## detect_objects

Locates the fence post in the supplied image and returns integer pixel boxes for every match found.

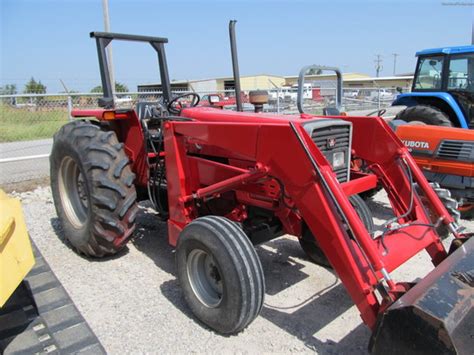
[377,88,381,111]
[67,95,73,121]
[276,88,280,114]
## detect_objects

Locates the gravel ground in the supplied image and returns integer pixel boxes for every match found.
[14,186,473,354]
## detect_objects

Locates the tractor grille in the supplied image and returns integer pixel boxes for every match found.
[436,140,474,163]
[311,124,351,183]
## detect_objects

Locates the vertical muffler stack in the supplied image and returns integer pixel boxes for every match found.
[370,237,474,354]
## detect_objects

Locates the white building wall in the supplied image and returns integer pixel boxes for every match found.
[190,79,218,92]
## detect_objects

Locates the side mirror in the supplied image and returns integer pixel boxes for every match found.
[209,95,220,104]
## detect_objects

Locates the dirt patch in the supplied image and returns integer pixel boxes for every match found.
[1,177,50,193]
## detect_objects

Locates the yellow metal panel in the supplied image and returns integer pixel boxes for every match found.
[0,190,35,307]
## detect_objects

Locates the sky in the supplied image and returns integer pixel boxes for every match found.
[1,0,473,93]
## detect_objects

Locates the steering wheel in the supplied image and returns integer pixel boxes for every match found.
[167,93,200,114]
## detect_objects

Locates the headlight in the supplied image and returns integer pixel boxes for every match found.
[332,151,345,169]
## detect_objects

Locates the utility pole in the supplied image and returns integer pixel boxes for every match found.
[102,0,115,96]
[392,53,399,76]
[374,54,383,78]
[472,8,474,44]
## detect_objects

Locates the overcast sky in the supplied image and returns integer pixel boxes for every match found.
[1,0,472,93]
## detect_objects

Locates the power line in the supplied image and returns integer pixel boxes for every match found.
[374,54,383,78]
[392,53,399,76]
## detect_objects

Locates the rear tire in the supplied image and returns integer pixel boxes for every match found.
[299,195,374,267]
[50,121,138,257]
[176,216,265,334]
[395,105,452,126]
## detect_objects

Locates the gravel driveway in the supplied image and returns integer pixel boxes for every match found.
[16,186,473,354]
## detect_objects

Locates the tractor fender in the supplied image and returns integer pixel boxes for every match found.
[392,92,469,129]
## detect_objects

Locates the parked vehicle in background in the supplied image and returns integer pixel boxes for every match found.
[392,45,474,128]
[115,95,133,106]
[370,88,394,101]
[292,83,312,100]
[268,84,312,102]
[344,89,359,98]
[200,93,248,108]
[268,86,294,102]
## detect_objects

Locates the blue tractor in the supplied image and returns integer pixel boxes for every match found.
[393,45,474,128]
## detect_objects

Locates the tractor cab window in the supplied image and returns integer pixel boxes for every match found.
[414,56,444,90]
[448,54,474,92]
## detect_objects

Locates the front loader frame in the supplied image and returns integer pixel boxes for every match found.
[162,106,457,329]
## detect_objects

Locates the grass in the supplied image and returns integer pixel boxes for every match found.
[0,104,69,142]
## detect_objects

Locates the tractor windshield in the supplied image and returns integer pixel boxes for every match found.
[447,53,474,93]
[414,56,444,90]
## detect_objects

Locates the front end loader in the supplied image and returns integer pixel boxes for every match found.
[49,27,473,353]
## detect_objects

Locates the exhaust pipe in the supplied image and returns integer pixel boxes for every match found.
[229,20,243,112]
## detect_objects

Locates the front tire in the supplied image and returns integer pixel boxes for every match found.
[176,216,265,334]
[395,105,452,126]
[299,195,374,267]
[50,121,138,257]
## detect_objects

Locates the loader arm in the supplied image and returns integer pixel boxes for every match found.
[163,107,464,332]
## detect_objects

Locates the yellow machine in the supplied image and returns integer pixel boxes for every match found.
[0,189,35,307]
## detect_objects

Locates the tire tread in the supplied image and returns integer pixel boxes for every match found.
[50,120,138,257]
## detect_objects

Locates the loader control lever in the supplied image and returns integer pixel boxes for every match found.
[168,93,200,114]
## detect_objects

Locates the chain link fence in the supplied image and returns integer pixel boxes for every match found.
[0,87,405,188]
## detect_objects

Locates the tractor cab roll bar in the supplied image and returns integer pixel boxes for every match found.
[297,65,343,114]
[90,31,172,109]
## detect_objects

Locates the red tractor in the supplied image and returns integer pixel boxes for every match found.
[50,29,473,353]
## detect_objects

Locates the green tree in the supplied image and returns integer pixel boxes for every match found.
[24,77,46,94]
[0,84,17,95]
[90,82,129,93]
[0,84,17,105]
[114,82,129,92]
[90,85,102,93]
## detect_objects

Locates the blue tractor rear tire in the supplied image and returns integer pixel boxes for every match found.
[395,104,452,126]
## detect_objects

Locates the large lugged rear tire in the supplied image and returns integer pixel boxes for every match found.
[50,120,139,257]
[299,195,374,267]
[395,105,452,126]
[176,216,265,334]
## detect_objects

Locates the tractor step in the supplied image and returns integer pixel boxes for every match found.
[0,243,105,354]
[370,236,474,355]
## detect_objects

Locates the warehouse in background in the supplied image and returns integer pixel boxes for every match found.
[137,74,286,92]
[137,72,413,92]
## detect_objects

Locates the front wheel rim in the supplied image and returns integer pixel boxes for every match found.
[186,249,223,308]
[58,156,89,229]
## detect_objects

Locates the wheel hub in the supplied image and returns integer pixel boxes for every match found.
[58,156,89,228]
[186,249,223,308]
